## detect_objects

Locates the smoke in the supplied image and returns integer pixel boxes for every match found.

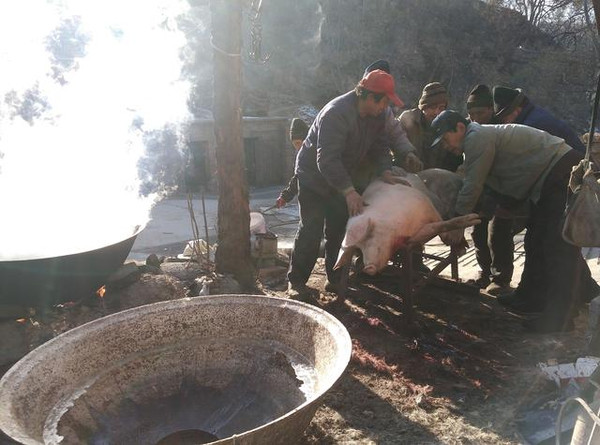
[0,0,192,259]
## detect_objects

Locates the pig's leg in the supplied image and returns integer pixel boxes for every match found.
[334,245,358,270]
[407,213,481,246]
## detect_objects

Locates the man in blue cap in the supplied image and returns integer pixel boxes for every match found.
[429,110,597,333]
[466,84,515,296]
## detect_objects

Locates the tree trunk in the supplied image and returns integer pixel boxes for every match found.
[210,0,255,288]
[592,0,600,35]
[585,0,600,66]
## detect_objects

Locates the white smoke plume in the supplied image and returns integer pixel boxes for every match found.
[0,0,192,259]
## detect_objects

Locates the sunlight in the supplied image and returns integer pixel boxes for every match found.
[0,0,192,259]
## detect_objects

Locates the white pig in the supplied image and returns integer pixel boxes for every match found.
[334,174,479,276]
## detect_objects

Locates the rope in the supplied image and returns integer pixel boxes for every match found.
[585,72,600,163]
[209,36,241,58]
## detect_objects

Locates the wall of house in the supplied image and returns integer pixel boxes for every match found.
[186,117,292,192]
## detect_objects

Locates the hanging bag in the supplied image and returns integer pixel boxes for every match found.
[562,73,600,247]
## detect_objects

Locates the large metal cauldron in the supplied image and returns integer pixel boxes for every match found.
[0,295,352,444]
[0,225,144,307]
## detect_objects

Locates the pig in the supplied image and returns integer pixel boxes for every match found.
[416,168,464,219]
[334,169,479,276]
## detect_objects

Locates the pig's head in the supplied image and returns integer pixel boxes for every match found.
[334,214,395,276]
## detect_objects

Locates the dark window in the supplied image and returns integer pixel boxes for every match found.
[244,137,257,185]
[186,140,209,190]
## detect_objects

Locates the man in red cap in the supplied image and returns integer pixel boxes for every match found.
[287,70,406,300]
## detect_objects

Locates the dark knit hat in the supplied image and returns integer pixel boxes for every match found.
[363,59,391,77]
[289,118,309,141]
[493,86,525,119]
[418,82,448,109]
[466,84,493,110]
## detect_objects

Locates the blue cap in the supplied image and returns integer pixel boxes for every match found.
[430,110,465,147]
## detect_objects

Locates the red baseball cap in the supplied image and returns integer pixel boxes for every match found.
[359,69,404,107]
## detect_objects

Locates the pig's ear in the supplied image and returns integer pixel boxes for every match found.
[342,216,373,248]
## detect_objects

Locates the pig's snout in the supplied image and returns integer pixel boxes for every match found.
[362,264,378,275]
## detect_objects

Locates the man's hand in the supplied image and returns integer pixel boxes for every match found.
[440,227,465,246]
[404,152,423,173]
[345,189,364,216]
[275,197,287,208]
[381,170,411,187]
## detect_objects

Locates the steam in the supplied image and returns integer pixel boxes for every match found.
[0,0,192,259]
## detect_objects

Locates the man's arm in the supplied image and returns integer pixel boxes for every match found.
[527,108,586,154]
[315,110,355,194]
[551,120,586,154]
[370,126,394,178]
[454,133,496,216]
[384,108,419,165]
[276,174,298,207]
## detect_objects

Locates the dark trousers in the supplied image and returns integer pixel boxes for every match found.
[518,150,598,323]
[471,216,514,284]
[287,186,348,286]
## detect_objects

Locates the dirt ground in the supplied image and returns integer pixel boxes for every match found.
[0,256,592,445]
[263,260,589,445]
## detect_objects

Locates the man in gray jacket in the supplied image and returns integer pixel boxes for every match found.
[287,70,405,299]
[430,110,596,333]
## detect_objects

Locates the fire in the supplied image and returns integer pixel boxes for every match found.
[96,285,106,298]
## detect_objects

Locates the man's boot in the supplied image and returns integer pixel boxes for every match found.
[287,282,309,302]
[485,280,512,297]
[324,280,339,293]
[467,271,491,289]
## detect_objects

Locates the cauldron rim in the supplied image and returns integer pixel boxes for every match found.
[0,223,146,306]
[0,224,145,262]
[0,295,353,445]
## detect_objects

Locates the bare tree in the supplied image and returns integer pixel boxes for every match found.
[583,0,600,63]
[489,0,572,27]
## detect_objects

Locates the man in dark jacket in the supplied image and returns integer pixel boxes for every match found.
[431,110,598,333]
[287,70,405,299]
[493,86,586,153]
[275,118,309,208]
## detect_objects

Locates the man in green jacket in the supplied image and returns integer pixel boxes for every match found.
[466,84,515,296]
[430,110,596,333]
